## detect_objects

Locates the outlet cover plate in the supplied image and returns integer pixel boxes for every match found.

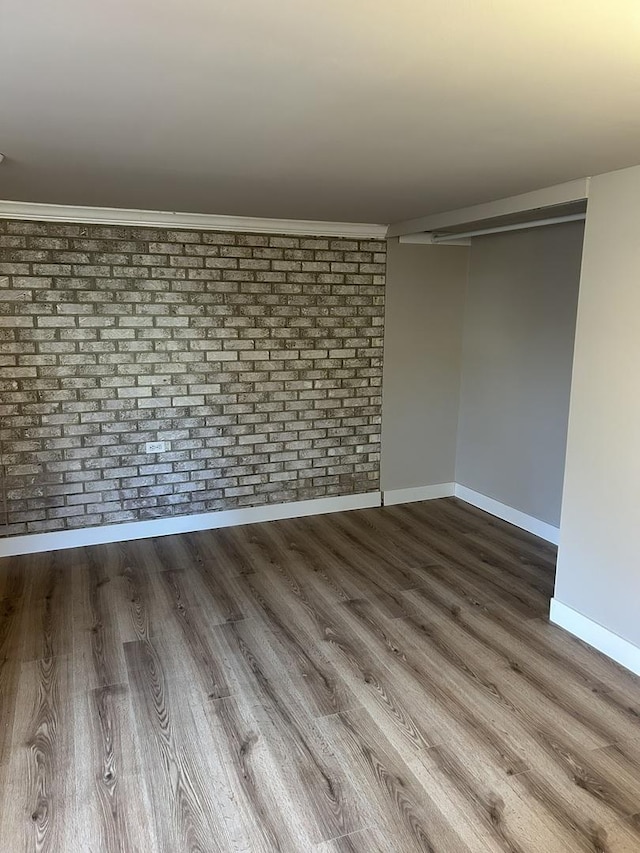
[145,441,168,454]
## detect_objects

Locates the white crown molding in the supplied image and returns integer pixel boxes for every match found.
[0,491,382,557]
[383,483,455,505]
[454,484,560,544]
[0,199,388,240]
[550,598,640,678]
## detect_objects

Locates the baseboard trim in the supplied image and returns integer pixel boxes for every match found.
[383,483,455,506]
[0,200,387,240]
[383,481,560,544]
[549,598,640,678]
[454,484,560,544]
[0,492,382,557]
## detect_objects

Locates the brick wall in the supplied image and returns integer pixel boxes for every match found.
[0,219,385,536]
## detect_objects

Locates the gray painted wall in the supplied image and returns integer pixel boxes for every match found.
[381,239,468,491]
[555,165,640,648]
[455,223,584,526]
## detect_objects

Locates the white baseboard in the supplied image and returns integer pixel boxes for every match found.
[383,483,455,506]
[383,481,559,544]
[550,598,640,678]
[454,484,560,545]
[0,492,382,557]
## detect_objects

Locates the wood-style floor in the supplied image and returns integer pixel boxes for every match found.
[1,498,640,852]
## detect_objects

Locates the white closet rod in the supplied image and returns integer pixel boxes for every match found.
[431,212,586,243]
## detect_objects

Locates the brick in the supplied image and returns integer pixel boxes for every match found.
[202,232,236,245]
[0,217,384,533]
[0,263,30,275]
[0,289,32,302]
[204,257,238,269]
[13,277,53,289]
[269,236,300,249]
[0,236,28,248]
[330,240,359,251]
[33,263,73,276]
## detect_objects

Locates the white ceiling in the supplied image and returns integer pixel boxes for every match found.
[2,0,640,224]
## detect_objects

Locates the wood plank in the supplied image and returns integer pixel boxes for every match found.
[350,506,443,569]
[397,497,496,536]
[508,768,640,852]
[21,551,75,662]
[278,517,412,617]
[123,638,226,852]
[313,827,391,852]
[331,594,530,776]
[194,526,259,576]
[111,557,169,644]
[319,510,424,587]
[0,656,76,851]
[0,556,29,602]
[589,738,640,819]
[338,595,640,848]
[216,617,369,844]
[374,507,547,617]
[150,600,239,700]
[464,527,556,574]
[220,522,288,574]
[249,562,440,754]
[318,707,473,852]
[189,563,248,624]
[136,533,206,572]
[74,683,159,852]
[401,584,640,748]
[72,557,128,691]
[241,570,359,716]
[400,565,640,713]
[197,692,316,851]
[0,572,27,766]
[408,744,587,853]
[457,530,555,594]
[521,616,640,702]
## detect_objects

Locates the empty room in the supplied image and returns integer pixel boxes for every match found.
[1,1,640,851]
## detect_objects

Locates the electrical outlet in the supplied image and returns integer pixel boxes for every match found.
[145,441,168,454]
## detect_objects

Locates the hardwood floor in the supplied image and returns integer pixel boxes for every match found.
[0,497,639,851]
